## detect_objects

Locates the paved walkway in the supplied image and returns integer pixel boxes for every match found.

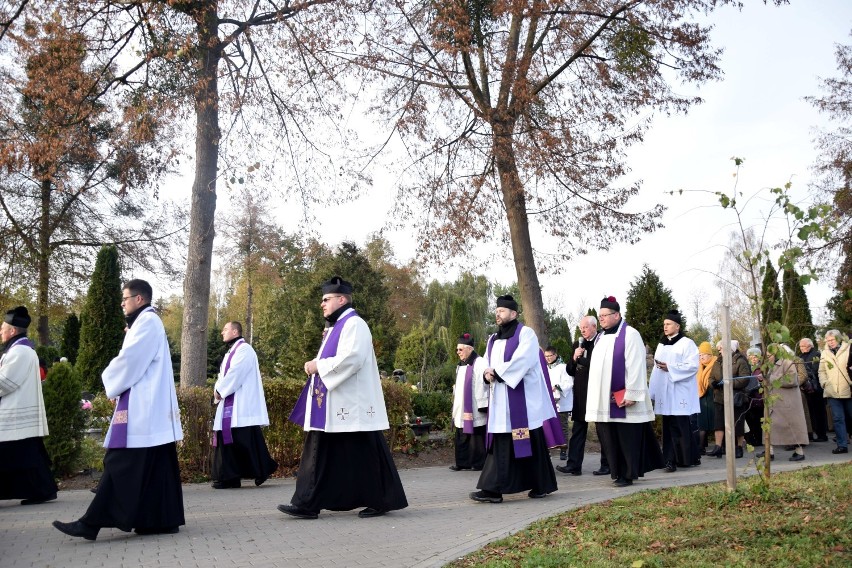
[2,443,850,567]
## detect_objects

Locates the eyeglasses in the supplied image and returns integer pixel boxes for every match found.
[121,294,140,304]
[545,353,557,358]
[321,295,343,304]
[598,312,617,318]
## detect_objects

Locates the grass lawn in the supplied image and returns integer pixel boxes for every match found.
[448,463,851,567]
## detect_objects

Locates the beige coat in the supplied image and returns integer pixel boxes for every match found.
[819,342,851,399]
[768,358,808,446]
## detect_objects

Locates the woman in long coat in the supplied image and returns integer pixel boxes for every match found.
[764,344,809,461]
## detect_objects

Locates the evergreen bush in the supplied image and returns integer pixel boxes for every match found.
[42,362,86,477]
[60,313,81,364]
[76,245,125,392]
[412,390,453,431]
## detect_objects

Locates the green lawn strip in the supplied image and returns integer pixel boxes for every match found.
[448,463,851,568]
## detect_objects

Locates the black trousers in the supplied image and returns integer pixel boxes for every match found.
[662,415,698,467]
[565,418,609,471]
[805,390,828,438]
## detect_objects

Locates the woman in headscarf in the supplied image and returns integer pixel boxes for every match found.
[696,342,717,454]
[760,344,809,461]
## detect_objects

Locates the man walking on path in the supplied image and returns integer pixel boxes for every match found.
[279,276,407,519]
[0,306,58,506]
[211,321,278,489]
[54,279,184,540]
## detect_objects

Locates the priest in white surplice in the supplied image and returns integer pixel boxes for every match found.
[54,279,184,540]
[211,321,278,489]
[450,333,489,471]
[469,295,559,504]
[0,306,58,506]
[648,310,700,472]
[279,276,407,519]
[586,296,663,487]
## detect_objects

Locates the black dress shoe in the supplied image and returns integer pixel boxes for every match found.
[21,493,57,505]
[664,463,676,473]
[527,490,547,499]
[832,447,848,454]
[53,520,99,541]
[612,478,633,487]
[735,446,743,459]
[277,504,319,519]
[358,507,386,518]
[813,436,829,442]
[789,453,805,462]
[212,479,241,489]
[755,451,774,461]
[472,466,483,471]
[255,475,268,486]
[469,490,503,503]
[555,465,581,475]
[448,465,463,471]
[135,526,180,535]
[592,467,611,476]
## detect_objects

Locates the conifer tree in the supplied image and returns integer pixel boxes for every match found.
[782,267,816,346]
[760,260,782,344]
[60,313,80,364]
[76,246,125,392]
[42,362,85,476]
[448,297,472,349]
[625,265,681,349]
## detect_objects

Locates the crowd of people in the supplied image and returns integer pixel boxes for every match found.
[0,279,850,541]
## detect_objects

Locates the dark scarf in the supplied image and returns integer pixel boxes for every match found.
[325,302,352,326]
[1,332,28,355]
[603,317,622,335]
[496,318,520,340]
[224,335,242,349]
[660,333,684,346]
[125,303,151,329]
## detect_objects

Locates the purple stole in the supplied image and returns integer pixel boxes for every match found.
[288,310,359,429]
[485,324,532,458]
[213,339,245,447]
[599,320,629,419]
[9,336,36,350]
[538,352,567,448]
[462,363,475,434]
[106,307,154,449]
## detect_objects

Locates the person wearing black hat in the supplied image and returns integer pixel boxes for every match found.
[586,296,663,487]
[469,295,560,504]
[279,276,408,519]
[0,306,59,506]
[449,333,489,471]
[648,310,701,472]
[54,280,184,540]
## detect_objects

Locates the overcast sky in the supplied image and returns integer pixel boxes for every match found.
[180,2,850,333]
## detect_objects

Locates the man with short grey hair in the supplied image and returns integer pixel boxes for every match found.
[557,315,609,476]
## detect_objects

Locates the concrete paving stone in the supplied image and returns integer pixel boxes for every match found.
[1,445,849,567]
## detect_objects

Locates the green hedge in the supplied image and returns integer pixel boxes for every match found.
[76,378,415,482]
[412,390,453,431]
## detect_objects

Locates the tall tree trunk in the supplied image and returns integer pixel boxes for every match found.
[492,122,548,346]
[37,178,51,345]
[180,2,221,387]
[246,277,253,343]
